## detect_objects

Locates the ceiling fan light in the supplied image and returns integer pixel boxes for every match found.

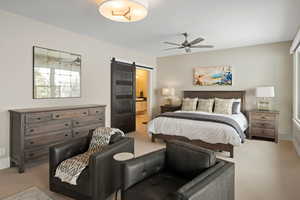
[98,0,148,22]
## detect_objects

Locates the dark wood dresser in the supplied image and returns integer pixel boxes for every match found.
[248,110,279,143]
[9,104,106,173]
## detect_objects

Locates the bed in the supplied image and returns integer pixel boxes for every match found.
[148,90,247,158]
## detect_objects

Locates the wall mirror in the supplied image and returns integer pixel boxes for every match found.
[33,46,81,99]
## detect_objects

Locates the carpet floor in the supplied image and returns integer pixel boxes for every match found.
[0,121,300,200]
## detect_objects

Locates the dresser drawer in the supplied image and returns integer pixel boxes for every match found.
[73,116,105,127]
[25,130,72,149]
[52,109,89,120]
[252,121,275,129]
[252,113,275,121]
[89,107,105,116]
[73,129,90,138]
[73,123,104,138]
[25,120,71,135]
[26,112,52,124]
[252,128,275,137]
[25,148,49,161]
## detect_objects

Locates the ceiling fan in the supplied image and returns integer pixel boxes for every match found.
[164,33,214,53]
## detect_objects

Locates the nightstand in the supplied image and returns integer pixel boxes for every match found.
[160,105,181,113]
[248,110,279,143]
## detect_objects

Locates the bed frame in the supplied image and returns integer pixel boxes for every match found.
[151,90,246,158]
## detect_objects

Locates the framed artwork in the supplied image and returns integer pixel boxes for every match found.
[194,66,232,86]
[33,46,81,99]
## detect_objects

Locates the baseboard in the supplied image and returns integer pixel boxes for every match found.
[279,133,292,141]
[0,157,10,170]
[293,139,300,156]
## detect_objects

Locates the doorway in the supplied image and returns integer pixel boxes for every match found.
[135,68,150,133]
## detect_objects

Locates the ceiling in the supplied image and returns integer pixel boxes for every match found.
[1,0,300,57]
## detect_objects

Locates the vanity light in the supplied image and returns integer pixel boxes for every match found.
[98,0,148,22]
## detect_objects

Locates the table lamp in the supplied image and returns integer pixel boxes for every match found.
[256,86,275,111]
[162,88,175,105]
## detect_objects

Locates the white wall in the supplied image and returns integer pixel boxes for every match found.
[0,10,156,169]
[156,42,293,140]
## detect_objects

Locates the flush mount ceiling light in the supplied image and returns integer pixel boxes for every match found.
[98,0,148,22]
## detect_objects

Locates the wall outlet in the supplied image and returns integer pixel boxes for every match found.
[0,147,6,157]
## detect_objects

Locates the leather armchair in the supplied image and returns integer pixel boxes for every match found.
[121,140,234,200]
[49,132,134,200]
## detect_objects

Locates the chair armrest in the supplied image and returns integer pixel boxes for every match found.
[88,137,134,200]
[122,149,166,191]
[178,161,235,200]
[49,137,90,177]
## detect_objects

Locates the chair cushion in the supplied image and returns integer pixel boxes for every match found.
[124,171,188,200]
[51,167,91,196]
[166,140,216,178]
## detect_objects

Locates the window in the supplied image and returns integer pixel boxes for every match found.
[297,48,300,119]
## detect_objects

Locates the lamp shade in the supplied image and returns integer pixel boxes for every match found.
[162,88,175,96]
[98,0,148,22]
[256,86,275,98]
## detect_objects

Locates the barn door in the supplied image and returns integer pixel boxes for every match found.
[111,58,136,133]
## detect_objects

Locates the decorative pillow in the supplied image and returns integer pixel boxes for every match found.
[182,98,198,111]
[197,99,214,113]
[214,98,234,115]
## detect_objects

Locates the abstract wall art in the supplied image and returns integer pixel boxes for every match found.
[194,66,232,86]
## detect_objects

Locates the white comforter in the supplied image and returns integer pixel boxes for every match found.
[148,111,248,146]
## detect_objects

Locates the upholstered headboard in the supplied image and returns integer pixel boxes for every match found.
[183,90,246,114]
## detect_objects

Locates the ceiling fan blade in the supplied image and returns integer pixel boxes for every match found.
[191,45,214,48]
[164,42,181,46]
[189,37,204,45]
[164,47,184,51]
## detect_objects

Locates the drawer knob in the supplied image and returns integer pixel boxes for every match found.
[65,134,69,137]
[30,141,34,144]
[76,122,80,125]
[76,132,79,135]
[29,153,34,157]
[96,111,99,113]
[65,123,69,127]
[56,115,60,118]
[83,112,87,115]
[37,117,41,120]
[30,129,34,133]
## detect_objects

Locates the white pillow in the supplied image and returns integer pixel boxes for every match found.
[214,98,234,115]
[197,99,214,113]
[182,98,198,111]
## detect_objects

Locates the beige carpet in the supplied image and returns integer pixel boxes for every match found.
[0,120,300,200]
[2,187,53,200]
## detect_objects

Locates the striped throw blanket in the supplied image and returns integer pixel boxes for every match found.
[55,127,124,185]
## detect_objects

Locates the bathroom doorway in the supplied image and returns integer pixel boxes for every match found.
[136,68,150,133]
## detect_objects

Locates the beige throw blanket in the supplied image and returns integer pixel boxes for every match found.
[55,127,124,185]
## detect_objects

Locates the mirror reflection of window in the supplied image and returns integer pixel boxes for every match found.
[33,46,81,99]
